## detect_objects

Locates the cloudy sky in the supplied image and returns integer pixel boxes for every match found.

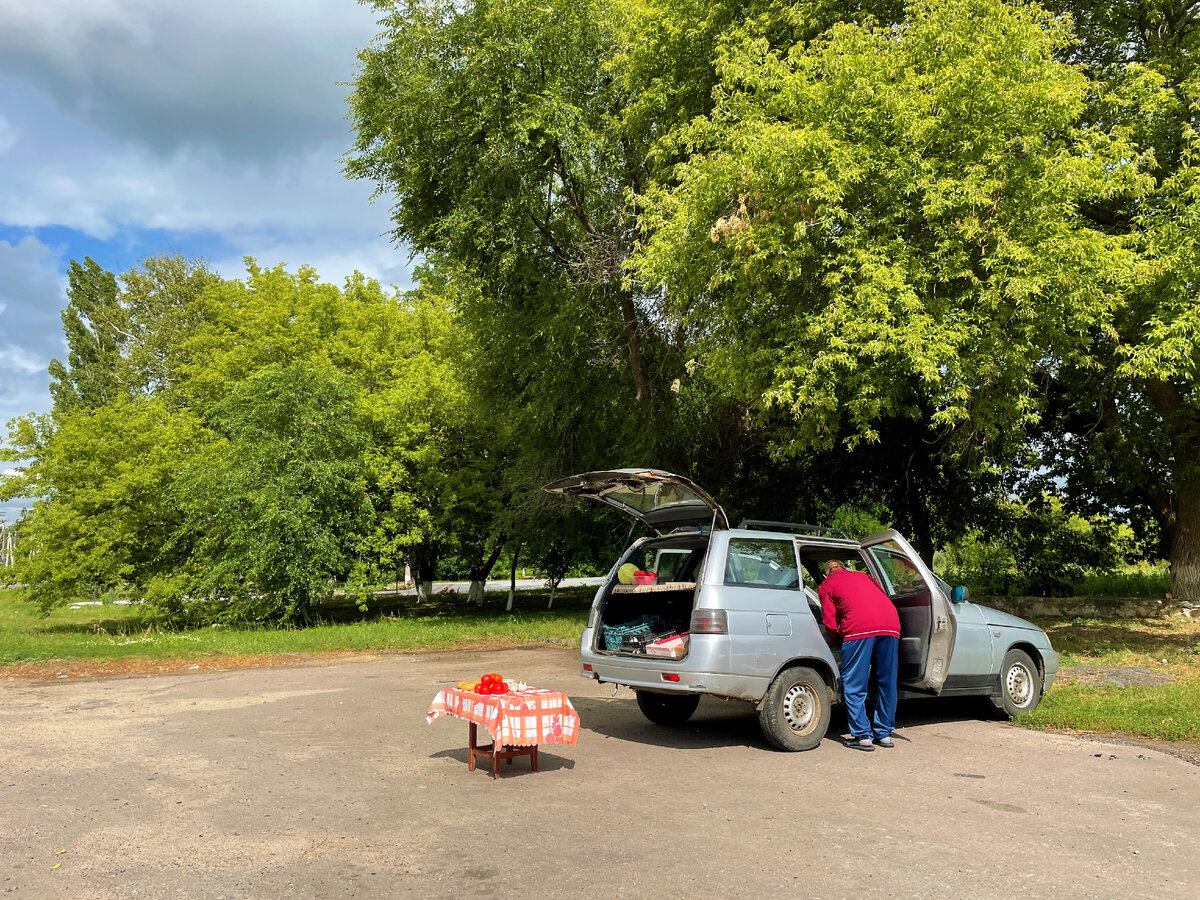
[0,0,412,522]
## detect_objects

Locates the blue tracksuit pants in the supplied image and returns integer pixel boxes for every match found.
[840,634,899,740]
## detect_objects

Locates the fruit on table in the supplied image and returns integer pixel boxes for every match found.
[455,673,514,693]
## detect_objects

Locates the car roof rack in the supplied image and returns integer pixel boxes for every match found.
[737,520,852,539]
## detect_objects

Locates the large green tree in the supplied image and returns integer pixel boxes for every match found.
[3,256,217,611]
[346,0,664,406]
[631,0,1140,558]
[1036,0,1200,600]
[169,361,371,622]
[1,398,205,611]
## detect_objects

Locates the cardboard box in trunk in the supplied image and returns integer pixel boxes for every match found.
[646,633,689,658]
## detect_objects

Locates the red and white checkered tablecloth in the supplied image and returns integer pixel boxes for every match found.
[426,687,580,746]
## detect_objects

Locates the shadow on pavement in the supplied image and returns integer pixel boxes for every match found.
[569,693,1001,751]
[429,747,577,776]
[570,695,774,750]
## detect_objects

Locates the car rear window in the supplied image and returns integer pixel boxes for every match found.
[724,538,800,589]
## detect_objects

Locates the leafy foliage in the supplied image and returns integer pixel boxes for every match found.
[3,257,518,622]
[940,496,1141,596]
[635,0,1136,450]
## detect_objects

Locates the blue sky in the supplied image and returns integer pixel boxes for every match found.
[0,0,415,523]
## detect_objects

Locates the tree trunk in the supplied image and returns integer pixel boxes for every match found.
[1170,487,1200,605]
[903,446,935,567]
[506,543,521,612]
[467,535,505,606]
[548,581,557,610]
[619,291,651,406]
[409,542,439,605]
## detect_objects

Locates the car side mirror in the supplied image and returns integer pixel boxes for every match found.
[951,585,969,604]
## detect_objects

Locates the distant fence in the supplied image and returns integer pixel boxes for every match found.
[978,595,1197,620]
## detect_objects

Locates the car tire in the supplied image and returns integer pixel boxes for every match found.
[758,666,832,751]
[635,691,701,726]
[997,649,1042,717]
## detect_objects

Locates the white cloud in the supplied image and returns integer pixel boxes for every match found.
[0,236,64,427]
[0,0,380,162]
[0,0,420,444]
[0,345,46,375]
[0,117,395,240]
[0,1,410,286]
[0,112,14,154]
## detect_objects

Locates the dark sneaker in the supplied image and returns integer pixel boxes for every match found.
[874,736,894,749]
[844,737,875,752]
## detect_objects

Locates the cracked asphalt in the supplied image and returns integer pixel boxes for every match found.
[2,646,1198,898]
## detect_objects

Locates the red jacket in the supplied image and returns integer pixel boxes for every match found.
[819,569,901,642]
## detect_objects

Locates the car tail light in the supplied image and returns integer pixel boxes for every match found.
[661,673,680,682]
[690,608,728,634]
[583,664,593,672]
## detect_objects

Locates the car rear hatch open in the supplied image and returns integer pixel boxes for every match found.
[541,468,729,534]
[544,469,728,662]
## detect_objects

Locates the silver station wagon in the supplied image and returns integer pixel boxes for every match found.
[544,468,1059,751]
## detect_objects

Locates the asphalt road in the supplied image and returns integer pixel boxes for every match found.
[2,647,1197,899]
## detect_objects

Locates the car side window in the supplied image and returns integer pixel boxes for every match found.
[866,546,927,597]
[724,538,800,589]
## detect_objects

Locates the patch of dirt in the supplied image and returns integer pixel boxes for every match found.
[1057,665,1176,687]
[0,639,575,682]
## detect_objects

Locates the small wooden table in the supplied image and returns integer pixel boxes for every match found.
[468,721,539,778]
[426,687,580,779]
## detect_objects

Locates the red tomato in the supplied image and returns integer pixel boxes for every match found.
[497,682,509,694]
[473,682,484,693]
[488,672,502,685]
[481,673,495,687]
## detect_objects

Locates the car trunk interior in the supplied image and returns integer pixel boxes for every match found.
[594,534,708,656]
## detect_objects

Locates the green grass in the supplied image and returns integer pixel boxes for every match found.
[0,587,592,666]
[1015,616,1200,742]
[1019,678,1200,742]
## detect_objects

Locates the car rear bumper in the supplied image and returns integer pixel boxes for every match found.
[579,628,768,702]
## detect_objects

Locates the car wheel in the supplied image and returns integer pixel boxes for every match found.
[758,666,832,751]
[998,649,1042,717]
[635,691,701,726]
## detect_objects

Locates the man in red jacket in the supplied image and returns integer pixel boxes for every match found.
[818,559,901,751]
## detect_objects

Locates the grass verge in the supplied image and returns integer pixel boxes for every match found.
[1017,616,1200,743]
[0,586,591,667]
